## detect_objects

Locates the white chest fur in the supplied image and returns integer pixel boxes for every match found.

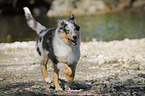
[53,31,80,65]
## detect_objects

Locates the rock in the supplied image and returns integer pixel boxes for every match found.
[47,0,75,16]
[47,0,105,16]
[0,78,3,81]
[118,74,135,82]
[97,55,106,65]
[97,55,118,65]
[87,0,105,12]
[110,80,119,84]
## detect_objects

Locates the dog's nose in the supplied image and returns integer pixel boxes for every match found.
[73,36,77,40]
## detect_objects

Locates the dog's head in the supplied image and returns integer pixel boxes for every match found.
[58,14,80,46]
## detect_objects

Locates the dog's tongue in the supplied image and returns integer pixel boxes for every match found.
[72,42,76,46]
[71,41,77,46]
[68,38,77,46]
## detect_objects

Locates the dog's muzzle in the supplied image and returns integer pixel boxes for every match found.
[68,36,78,46]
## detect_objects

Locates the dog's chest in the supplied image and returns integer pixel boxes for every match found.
[53,39,80,64]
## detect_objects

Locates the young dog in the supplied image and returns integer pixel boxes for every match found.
[23,7,80,90]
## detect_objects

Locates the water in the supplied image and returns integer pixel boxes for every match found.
[0,15,58,42]
[0,12,145,42]
[79,12,145,41]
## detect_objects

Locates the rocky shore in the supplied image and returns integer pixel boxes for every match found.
[0,38,145,95]
[47,0,145,17]
[47,0,106,16]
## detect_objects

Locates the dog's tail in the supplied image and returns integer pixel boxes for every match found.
[23,7,46,34]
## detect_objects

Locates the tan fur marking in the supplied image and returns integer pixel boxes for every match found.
[66,28,70,30]
[63,64,72,76]
[41,52,49,80]
[72,27,75,29]
[75,31,79,38]
[59,32,78,45]
[59,32,69,43]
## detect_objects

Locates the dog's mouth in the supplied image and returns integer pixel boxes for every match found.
[68,38,77,46]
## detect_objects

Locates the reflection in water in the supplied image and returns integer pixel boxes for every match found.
[0,15,58,42]
[0,12,145,42]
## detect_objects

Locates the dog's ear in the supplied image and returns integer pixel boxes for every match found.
[58,18,64,28]
[70,14,75,20]
[68,14,77,24]
[58,18,67,32]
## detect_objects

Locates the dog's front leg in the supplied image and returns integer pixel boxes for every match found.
[53,65,63,90]
[63,64,76,90]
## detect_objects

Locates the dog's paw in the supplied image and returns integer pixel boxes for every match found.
[45,77,52,84]
[65,86,71,91]
[65,83,72,91]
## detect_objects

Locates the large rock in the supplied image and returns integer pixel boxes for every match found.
[47,0,105,16]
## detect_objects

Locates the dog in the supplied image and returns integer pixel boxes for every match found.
[23,7,80,90]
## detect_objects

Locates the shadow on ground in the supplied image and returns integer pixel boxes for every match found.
[0,78,145,96]
[0,79,92,96]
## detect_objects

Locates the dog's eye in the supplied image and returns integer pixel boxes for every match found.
[76,25,80,31]
[74,25,80,31]
[74,29,77,32]
[65,29,69,34]
[72,27,76,31]
[65,28,70,34]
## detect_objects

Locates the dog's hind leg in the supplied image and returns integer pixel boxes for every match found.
[41,53,52,83]
[36,38,51,83]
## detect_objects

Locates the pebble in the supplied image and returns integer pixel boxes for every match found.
[0,78,3,81]
[118,74,134,82]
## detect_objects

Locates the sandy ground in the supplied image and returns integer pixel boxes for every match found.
[0,38,145,95]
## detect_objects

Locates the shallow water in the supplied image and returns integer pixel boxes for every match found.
[0,12,145,42]
[79,12,145,41]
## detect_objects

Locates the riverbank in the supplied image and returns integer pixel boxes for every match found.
[0,38,145,95]
[1,0,145,16]
[47,0,145,17]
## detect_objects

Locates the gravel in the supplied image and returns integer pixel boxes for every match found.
[0,38,145,95]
